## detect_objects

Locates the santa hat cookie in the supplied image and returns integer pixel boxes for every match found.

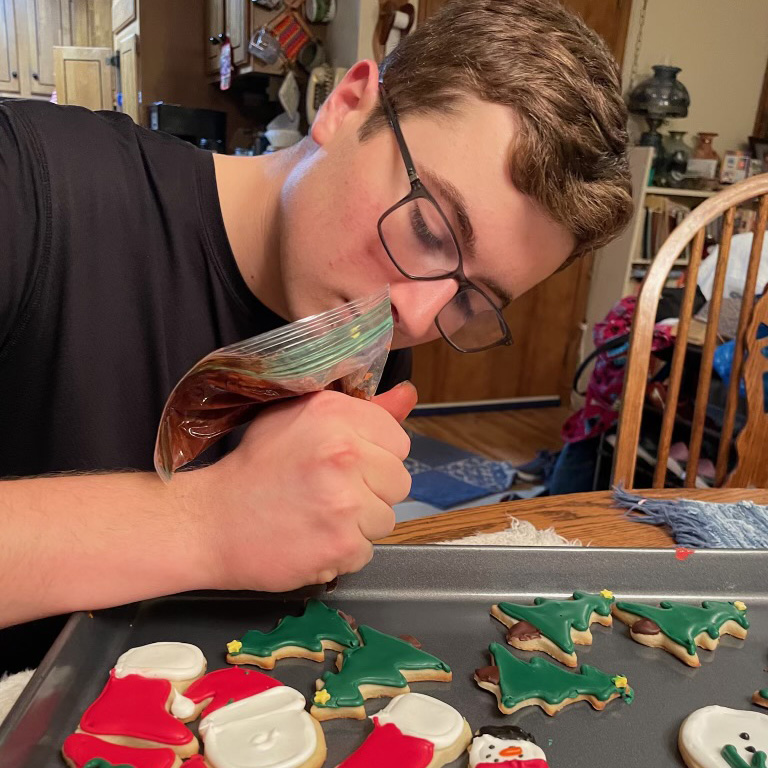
[337,693,471,768]
[173,666,327,768]
[62,732,181,768]
[679,705,768,768]
[468,725,549,768]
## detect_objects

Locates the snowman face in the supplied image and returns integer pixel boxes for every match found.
[203,708,318,768]
[679,706,768,768]
[469,734,548,766]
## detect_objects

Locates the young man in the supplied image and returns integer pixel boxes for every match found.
[0,0,631,663]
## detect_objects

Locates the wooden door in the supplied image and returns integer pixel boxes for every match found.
[72,0,112,47]
[206,0,226,74]
[226,0,248,67]
[411,0,633,403]
[23,0,73,96]
[116,29,139,123]
[0,0,20,93]
[54,45,112,110]
[112,0,136,33]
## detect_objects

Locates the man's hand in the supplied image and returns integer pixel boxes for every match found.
[178,381,418,592]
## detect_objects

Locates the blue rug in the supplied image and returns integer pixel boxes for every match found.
[615,489,768,548]
[405,433,517,509]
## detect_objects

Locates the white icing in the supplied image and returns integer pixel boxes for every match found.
[113,642,206,681]
[200,687,307,735]
[372,693,465,750]
[469,734,548,766]
[679,705,768,768]
[171,690,196,720]
[202,706,318,768]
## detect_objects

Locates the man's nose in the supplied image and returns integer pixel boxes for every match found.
[389,278,459,344]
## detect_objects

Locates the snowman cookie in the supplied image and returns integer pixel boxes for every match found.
[113,642,207,692]
[337,693,472,768]
[612,599,749,667]
[226,599,360,670]
[491,590,614,667]
[468,725,549,767]
[679,705,768,768]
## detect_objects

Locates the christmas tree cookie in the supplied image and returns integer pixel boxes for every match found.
[754,685,768,709]
[474,642,633,716]
[226,599,360,669]
[679,705,768,768]
[612,599,749,667]
[310,625,452,721]
[491,590,614,667]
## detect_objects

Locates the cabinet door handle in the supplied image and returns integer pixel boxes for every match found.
[32,72,39,80]
[209,36,221,44]
[11,71,17,78]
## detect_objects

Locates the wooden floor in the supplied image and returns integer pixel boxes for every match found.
[404,406,571,463]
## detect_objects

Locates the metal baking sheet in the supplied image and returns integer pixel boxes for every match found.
[2,545,767,767]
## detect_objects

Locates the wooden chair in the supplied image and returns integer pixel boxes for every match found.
[613,174,768,489]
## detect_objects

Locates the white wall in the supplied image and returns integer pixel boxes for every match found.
[622,0,768,153]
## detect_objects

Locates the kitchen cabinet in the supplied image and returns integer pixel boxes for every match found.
[0,0,20,94]
[53,45,113,111]
[111,0,135,32]
[206,0,225,73]
[24,0,72,95]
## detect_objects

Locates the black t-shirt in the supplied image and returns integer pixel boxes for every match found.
[0,99,408,669]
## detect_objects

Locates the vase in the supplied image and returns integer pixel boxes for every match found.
[687,132,720,190]
[664,131,690,188]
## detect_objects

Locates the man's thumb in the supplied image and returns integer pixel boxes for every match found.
[371,381,418,423]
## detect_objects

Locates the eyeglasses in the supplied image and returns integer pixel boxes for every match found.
[377,79,513,353]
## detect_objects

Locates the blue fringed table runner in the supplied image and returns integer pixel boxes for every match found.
[614,489,768,548]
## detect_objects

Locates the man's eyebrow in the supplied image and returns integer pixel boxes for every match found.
[421,168,512,308]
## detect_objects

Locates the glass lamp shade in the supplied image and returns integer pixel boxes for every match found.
[628,65,690,119]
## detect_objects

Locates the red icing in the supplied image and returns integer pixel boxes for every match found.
[337,722,434,768]
[62,733,178,768]
[183,757,208,767]
[476,762,548,768]
[675,547,696,561]
[80,672,194,746]
[182,667,281,719]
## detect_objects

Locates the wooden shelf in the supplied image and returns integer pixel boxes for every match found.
[646,186,718,199]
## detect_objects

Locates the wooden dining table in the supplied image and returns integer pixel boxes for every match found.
[378,488,768,547]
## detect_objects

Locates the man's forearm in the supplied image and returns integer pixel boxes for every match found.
[0,472,210,626]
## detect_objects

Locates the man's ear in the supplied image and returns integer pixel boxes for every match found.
[310,60,380,146]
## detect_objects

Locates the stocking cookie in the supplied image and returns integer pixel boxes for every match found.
[310,625,452,721]
[474,642,633,716]
[113,643,206,692]
[76,672,198,757]
[227,599,360,669]
[679,705,768,768]
[491,590,614,667]
[337,693,471,768]
[468,725,549,767]
[62,733,181,768]
[613,599,749,667]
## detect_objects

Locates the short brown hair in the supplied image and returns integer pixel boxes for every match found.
[360,0,632,259]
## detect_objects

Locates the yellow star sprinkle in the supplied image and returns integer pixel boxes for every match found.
[734,601,747,612]
[600,589,614,599]
[227,640,243,654]
[612,675,628,689]
[314,689,331,706]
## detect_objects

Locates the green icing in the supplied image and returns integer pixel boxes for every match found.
[488,642,633,710]
[722,744,767,768]
[231,599,359,657]
[83,760,134,768]
[615,600,749,656]
[760,689,768,699]
[497,591,614,654]
[314,624,451,709]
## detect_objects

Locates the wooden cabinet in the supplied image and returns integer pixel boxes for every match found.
[206,0,250,75]
[53,45,113,110]
[115,27,139,121]
[0,0,20,93]
[111,0,135,33]
[206,0,225,73]
[226,0,247,67]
